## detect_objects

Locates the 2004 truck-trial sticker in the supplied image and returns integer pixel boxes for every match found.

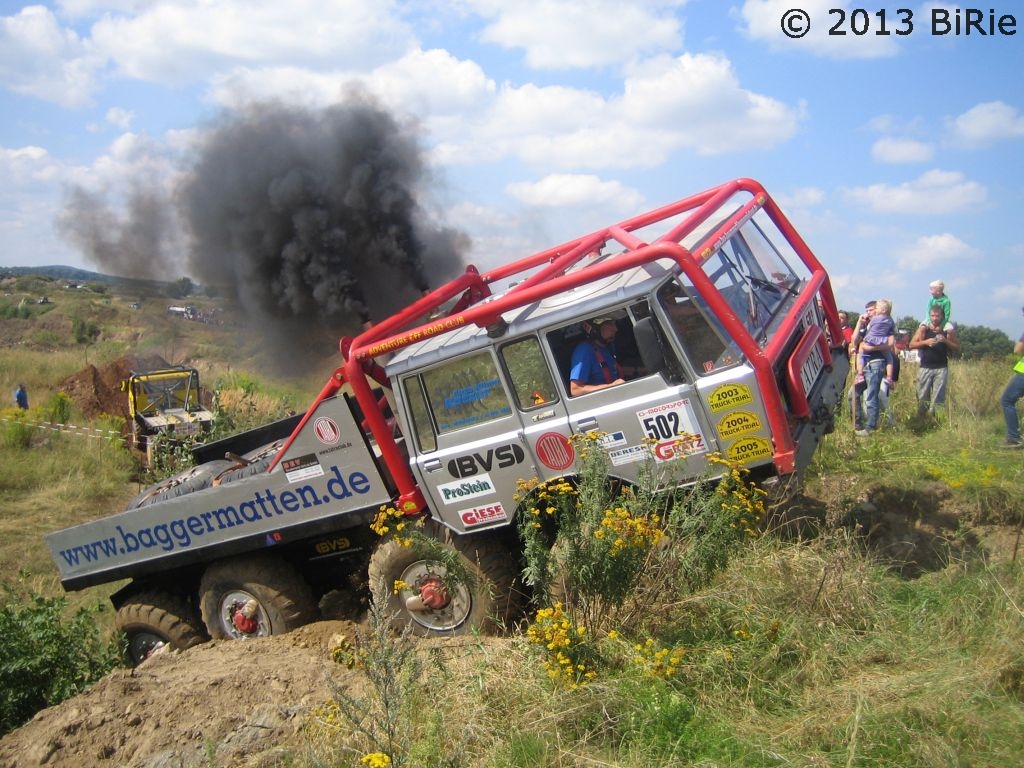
[636,399,707,463]
[716,410,762,440]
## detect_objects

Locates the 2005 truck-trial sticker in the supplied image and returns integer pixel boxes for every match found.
[727,436,773,464]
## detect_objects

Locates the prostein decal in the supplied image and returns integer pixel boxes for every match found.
[437,473,496,505]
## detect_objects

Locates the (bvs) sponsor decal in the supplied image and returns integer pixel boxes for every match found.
[447,443,525,478]
[437,474,496,504]
[460,503,508,527]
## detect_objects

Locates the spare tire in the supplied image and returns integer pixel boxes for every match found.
[128,460,234,509]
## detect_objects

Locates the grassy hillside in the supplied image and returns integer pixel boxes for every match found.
[1,284,1022,766]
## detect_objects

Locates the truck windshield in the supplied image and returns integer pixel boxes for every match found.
[700,211,804,344]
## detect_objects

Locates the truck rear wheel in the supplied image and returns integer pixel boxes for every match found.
[199,555,319,640]
[368,524,522,637]
[115,589,209,666]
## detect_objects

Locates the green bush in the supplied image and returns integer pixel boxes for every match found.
[0,414,33,450]
[0,577,120,737]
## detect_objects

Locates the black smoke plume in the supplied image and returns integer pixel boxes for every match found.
[60,95,468,368]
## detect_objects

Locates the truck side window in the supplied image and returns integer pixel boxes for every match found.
[421,351,514,434]
[658,279,731,374]
[500,336,557,409]
[402,376,436,453]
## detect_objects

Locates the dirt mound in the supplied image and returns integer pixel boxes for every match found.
[0,620,364,768]
[58,355,169,421]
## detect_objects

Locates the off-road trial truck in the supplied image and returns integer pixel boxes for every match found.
[122,365,215,465]
[47,178,850,665]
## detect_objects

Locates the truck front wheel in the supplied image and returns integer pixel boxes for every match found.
[115,589,209,666]
[368,524,522,636]
[199,555,319,640]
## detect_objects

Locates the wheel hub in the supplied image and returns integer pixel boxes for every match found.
[396,561,472,632]
[222,594,266,638]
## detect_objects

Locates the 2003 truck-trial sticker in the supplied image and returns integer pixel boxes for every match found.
[707,383,754,413]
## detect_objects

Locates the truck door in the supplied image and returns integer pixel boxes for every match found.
[401,349,534,536]
[496,335,575,486]
[544,308,720,486]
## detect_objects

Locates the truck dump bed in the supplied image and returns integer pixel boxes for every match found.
[47,394,392,590]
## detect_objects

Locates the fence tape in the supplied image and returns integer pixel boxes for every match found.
[0,416,126,440]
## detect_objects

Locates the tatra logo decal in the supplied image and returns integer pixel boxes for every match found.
[313,416,341,445]
[446,444,525,478]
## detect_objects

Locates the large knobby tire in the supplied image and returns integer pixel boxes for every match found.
[128,460,234,510]
[368,523,522,637]
[199,554,319,640]
[115,589,209,666]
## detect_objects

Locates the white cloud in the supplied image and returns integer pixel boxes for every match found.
[0,145,61,185]
[89,0,415,86]
[775,187,825,209]
[506,174,644,209]
[896,233,977,271]
[474,0,686,69]
[948,101,1024,147]
[843,170,986,215]
[738,0,900,59]
[991,278,1024,324]
[437,52,802,170]
[106,107,135,130]
[871,137,933,164]
[0,5,102,107]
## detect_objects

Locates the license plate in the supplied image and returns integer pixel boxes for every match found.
[799,341,825,395]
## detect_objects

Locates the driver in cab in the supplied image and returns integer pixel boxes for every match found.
[569,316,628,396]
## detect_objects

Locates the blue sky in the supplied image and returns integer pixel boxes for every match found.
[2,0,1022,337]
